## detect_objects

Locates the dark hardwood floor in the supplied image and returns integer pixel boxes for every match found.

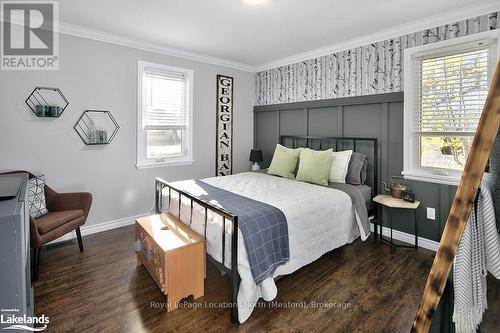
[483,275,500,332]
[33,225,500,332]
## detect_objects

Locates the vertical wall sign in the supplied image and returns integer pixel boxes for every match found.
[216,75,234,176]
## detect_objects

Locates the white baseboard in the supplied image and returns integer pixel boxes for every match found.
[47,212,150,245]
[369,222,439,252]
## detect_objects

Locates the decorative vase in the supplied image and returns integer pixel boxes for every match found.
[97,129,108,144]
[49,106,61,117]
[88,129,98,144]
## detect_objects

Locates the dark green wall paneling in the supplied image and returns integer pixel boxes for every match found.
[280,109,307,135]
[254,111,279,168]
[253,92,458,242]
[388,102,404,177]
[308,107,342,137]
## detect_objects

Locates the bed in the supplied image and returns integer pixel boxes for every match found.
[154,136,379,323]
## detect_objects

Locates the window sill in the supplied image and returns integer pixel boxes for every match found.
[136,159,194,170]
[402,170,460,186]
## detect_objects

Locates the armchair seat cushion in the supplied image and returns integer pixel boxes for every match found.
[36,210,84,234]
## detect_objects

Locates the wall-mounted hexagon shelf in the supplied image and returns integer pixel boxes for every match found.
[74,110,119,145]
[25,87,69,118]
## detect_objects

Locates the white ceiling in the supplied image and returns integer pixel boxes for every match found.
[59,0,498,70]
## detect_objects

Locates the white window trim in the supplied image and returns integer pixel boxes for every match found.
[136,61,194,169]
[403,30,500,186]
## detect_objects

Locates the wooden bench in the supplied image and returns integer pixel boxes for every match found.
[135,213,205,311]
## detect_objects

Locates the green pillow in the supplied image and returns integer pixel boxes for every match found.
[295,148,333,186]
[267,144,301,179]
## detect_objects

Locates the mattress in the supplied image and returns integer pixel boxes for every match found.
[165,172,369,323]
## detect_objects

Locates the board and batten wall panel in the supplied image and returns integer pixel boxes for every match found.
[280,109,307,136]
[343,103,384,194]
[255,111,279,169]
[254,92,462,242]
[308,107,342,137]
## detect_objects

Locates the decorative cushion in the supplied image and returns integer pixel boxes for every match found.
[329,150,353,183]
[267,144,301,179]
[296,148,333,186]
[346,152,368,185]
[36,210,84,234]
[29,175,48,219]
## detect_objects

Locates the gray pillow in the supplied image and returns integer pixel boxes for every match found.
[346,152,367,185]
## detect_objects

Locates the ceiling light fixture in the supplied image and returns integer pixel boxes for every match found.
[243,0,268,5]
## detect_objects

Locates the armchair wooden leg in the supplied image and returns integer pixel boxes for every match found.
[76,227,84,252]
[33,247,41,281]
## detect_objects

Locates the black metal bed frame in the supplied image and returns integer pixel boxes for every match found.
[279,135,379,198]
[154,177,240,323]
[154,135,379,324]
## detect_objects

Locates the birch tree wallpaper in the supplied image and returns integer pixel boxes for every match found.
[255,12,499,106]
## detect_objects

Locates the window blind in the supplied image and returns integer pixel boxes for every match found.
[416,46,489,136]
[143,67,188,129]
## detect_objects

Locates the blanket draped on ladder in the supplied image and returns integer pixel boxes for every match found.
[453,174,500,333]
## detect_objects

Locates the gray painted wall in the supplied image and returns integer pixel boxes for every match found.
[254,92,458,242]
[0,33,255,228]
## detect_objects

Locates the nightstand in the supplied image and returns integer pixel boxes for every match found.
[373,195,420,251]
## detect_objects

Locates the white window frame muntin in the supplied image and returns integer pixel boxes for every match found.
[136,61,194,169]
[403,30,500,186]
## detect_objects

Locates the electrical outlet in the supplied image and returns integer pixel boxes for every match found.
[426,207,436,220]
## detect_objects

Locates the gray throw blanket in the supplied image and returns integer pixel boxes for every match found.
[453,174,500,333]
[327,182,371,240]
[172,180,289,284]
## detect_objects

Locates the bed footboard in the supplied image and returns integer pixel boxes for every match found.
[154,177,240,324]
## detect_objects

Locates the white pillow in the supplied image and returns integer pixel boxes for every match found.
[328,150,353,183]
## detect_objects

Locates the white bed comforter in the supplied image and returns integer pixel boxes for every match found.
[166,172,366,323]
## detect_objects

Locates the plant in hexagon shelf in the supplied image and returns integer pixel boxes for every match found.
[25,87,69,118]
[74,110,120,145]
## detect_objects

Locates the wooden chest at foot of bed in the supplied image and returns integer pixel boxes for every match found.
[135,213,205,311]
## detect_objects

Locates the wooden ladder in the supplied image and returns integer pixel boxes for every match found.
[411,60,500,332]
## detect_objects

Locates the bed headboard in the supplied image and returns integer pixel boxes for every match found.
[279,135,378,196]
[253,92,405,201]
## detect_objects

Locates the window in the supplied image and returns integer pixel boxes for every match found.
[137,61,193,168]
[403,30,499,185]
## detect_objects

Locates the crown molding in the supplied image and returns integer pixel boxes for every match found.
[2,1,499,73]
[58,22,256,72]
[254,1,500,72]
[0,13,255,72]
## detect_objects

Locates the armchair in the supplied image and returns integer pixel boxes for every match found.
[0,171,92,280]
